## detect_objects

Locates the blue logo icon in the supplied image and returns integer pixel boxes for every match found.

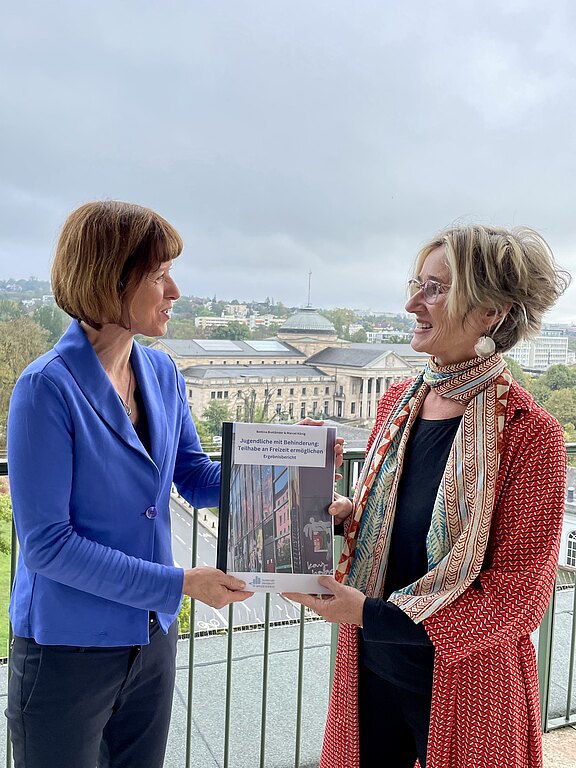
[249,575,262,587]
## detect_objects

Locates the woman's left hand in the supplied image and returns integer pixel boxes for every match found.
[298,418,345,470]
[283,576,365,626]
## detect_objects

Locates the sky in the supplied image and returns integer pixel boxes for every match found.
[1,1,576,322]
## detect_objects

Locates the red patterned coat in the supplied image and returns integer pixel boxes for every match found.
[322,378,567,768]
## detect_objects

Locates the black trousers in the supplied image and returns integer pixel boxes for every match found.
[6,616,178,768]
[358,664,431,768]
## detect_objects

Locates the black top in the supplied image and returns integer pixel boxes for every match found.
[358,414,462,694]
[133,387,151,456]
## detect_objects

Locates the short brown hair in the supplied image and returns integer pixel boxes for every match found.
[51,201,183,329]
[413,224,571,352]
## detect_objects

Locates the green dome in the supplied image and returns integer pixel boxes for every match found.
[279,307,336,335]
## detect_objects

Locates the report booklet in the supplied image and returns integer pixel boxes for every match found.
[217,422,337,593]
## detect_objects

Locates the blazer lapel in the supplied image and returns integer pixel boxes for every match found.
[131,342,169,471]
[54,321,152,461]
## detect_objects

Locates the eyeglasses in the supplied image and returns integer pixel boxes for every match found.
[407,278,450,304]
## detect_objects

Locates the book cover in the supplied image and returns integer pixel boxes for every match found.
[217,422,337,593]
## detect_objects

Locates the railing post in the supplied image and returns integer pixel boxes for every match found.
[258,593,271,768]
[185,508,199,768]
[5,517,17,768]
[565,581,576,722]
[294,604,306,768]
[223,603,234,768]
[330,536,343,689]
[538,580,556,733]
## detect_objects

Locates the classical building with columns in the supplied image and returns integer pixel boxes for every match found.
[306,345,416,421]
[151,309,426,427]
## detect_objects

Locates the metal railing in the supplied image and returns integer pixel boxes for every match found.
[538,564,576,732]
[0,456,337,767]
[538,442,576,732]
[1,445,575,765]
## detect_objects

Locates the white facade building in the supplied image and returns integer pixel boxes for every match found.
[506,331,568,371]
[559,481,576,568]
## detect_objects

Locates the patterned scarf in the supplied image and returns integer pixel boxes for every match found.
[337,354,512,622]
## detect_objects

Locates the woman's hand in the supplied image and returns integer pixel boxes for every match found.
[283,576,365,626]
[329,492,354,524]
[183,566,253,609]
[297,417,345,470]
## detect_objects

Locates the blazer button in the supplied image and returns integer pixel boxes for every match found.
[145,506,158,520]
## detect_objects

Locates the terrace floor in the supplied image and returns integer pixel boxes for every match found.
[543,726,576,767]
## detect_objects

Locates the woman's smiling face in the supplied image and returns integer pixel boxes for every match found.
[405,245,488,366]
[125,260,180,337]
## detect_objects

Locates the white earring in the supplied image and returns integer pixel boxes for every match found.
[474,334,496,358]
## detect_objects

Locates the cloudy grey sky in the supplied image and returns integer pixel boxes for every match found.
[1,1,575,321]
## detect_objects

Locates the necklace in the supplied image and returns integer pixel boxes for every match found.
[118,365,133,418]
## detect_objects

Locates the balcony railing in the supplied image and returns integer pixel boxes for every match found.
[0,446,575,765]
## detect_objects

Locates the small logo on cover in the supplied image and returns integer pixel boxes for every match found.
[248,575,262,587]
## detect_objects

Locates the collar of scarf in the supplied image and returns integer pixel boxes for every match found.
[337,353,512,623]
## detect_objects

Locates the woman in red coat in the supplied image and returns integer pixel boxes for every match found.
[285,224,570,768]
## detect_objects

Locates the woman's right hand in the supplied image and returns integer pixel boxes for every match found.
[329,492,354,525]
[183,566,253,609]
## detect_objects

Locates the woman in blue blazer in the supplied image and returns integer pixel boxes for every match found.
[6,201,251,768]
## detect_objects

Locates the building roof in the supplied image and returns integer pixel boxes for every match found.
[181,364,332,381]
[279,307,337,335]
[155,338,304,358]
[307,343,427,368]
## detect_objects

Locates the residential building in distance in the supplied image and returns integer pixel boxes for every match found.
[559,469,576,568]
[506,328,569,371]
[194,316,250,329]
[366,328,412,343]
[224,303,249,317]
[193,311,286,331]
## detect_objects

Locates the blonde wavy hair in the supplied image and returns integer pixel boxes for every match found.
[51,200,183,330]
[413,225,571,352]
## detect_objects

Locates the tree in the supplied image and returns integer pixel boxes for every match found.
[235,388,274,422]
[172,297,196,318]
[322,308,358,339]
[539,364,576,391]
[350,328,367,343]
[250,324,273,340]
[178,596,191,634]
[0,317,50,446]
[0,300,25,321]
[210,322,250,340]
[0,482,12,555]
[165,318,198,339]
[33,305,69,345]
[503,356,528,387]
[525,377,550,407]
[211,300,227,317]
[201,401,232,438]
[270,301,288,318]
[543,388,576,427]
[192,412,214,450]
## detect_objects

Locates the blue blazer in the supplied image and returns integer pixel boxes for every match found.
[8,320,221,646]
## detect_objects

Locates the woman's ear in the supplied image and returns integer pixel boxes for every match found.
[484,303,511,324]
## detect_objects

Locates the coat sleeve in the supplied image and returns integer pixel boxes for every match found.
[8,371,183,614]
[423,411,566,666]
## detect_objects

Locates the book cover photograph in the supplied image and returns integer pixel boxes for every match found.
[217,422,337,593]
